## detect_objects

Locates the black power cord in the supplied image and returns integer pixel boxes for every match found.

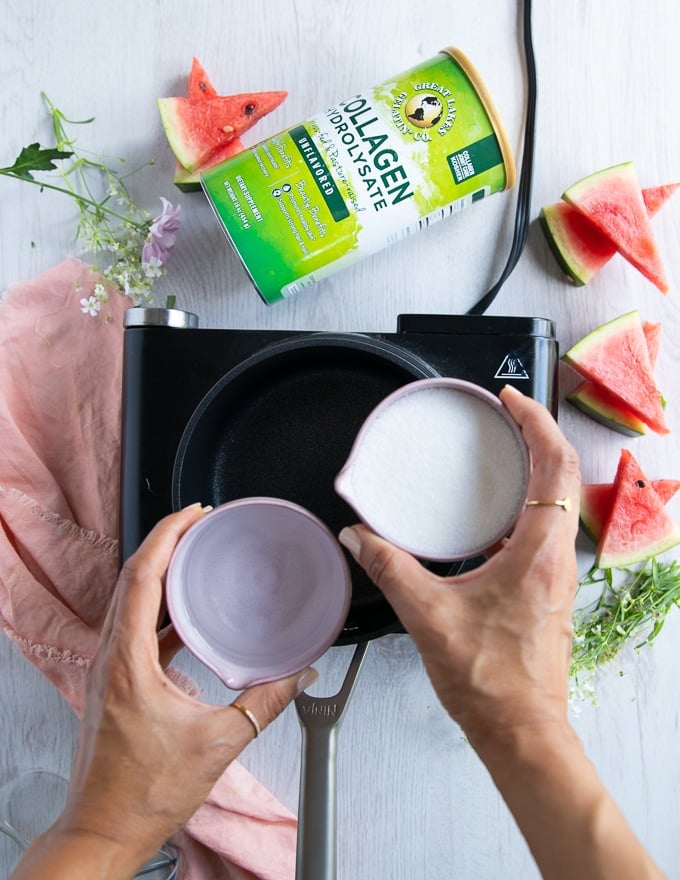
[466,0,537,316]
[436,0,537,579]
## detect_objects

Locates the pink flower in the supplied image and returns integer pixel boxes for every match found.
[142,197,181,266]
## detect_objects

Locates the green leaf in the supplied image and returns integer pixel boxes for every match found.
[1,143,73,180]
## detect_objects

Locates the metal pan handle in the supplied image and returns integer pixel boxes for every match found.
[294,641,369,880]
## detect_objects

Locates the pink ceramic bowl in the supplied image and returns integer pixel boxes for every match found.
[166,498,351,689]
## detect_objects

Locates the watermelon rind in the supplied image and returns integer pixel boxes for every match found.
[539,202,616,285]
[567,382,649,437]
[580,479,680,543]
[563,162,669,294]
[563,310,668,435]
[173,165,202,193]
[596,450,680,568]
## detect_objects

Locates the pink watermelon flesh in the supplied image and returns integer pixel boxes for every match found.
[563,311,668,435]
[563,162,669,294]
[187,57,219,100]
[540,185,677,286]
[159,91,287,172]
[642,319,661,366]
[596,449,680,567]
[580,478,680,542]
[642,182,680,216]
[566,320,662,435]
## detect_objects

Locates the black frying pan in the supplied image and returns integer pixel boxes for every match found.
[171,332,438,644]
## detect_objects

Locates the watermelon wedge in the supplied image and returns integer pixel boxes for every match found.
[563,311,669,435]
[160,60,287,187]
[566,320,662,436]
[562,162,669,293]
[642,183,680,216]
[159,93,287,172]
[539,184,678,286]
[580,478,680,543]
[596,450,680,568]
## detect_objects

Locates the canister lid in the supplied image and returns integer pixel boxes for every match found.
[440,47,517,192]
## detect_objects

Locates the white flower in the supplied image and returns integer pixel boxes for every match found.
[80,295,101,317]
[142,256,163,279]
[93,283,109,302]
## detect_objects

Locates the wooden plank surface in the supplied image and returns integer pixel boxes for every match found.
[1,1,680,877]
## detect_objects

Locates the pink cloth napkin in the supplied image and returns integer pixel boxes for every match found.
[0,258,297,879]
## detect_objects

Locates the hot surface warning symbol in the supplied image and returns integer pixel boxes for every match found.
[494,353,530,380]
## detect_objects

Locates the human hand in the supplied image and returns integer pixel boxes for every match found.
[338,388,666,880]
[339,385,581,753]
[13,505,316,879]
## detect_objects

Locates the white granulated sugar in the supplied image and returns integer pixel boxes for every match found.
[346,387,527,558]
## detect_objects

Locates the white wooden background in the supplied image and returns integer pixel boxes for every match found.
[2,1,680,877]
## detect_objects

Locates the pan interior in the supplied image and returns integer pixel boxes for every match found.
[173,339,435,643]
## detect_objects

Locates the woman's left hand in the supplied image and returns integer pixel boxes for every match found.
[13,504,315,879]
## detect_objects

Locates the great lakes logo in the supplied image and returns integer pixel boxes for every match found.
[405,94,444,128]
[391,82,457,142]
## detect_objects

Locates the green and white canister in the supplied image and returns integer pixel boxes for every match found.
[201,48,516,305]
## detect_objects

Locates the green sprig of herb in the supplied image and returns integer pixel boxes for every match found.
[1,94,180,313]
[570,557,680,702]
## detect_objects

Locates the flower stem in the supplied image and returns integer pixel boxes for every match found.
[0,170,145,229]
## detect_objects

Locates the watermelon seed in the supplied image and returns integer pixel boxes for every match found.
[635,480,646,488]
[245,103,256,116]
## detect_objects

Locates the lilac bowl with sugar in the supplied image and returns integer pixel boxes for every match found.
[334,378,530,561]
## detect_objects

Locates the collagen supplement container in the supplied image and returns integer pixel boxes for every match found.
[201,48,516,304]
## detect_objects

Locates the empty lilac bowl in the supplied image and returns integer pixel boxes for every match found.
[165,498,351,689]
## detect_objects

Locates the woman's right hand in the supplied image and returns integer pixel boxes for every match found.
[340,386,664,880]
[339,384,581,750]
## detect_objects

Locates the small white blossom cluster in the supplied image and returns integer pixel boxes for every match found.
[79,193,181,317]
[79,283,109,317]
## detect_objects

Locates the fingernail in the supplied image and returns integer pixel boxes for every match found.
[339,526,362,560]
[501,384,523,397]
[182,502,203,510]
[296,667,319,695]
[202,505,214,513]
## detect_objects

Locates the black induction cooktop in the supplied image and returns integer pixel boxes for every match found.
[119,309,557,644]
